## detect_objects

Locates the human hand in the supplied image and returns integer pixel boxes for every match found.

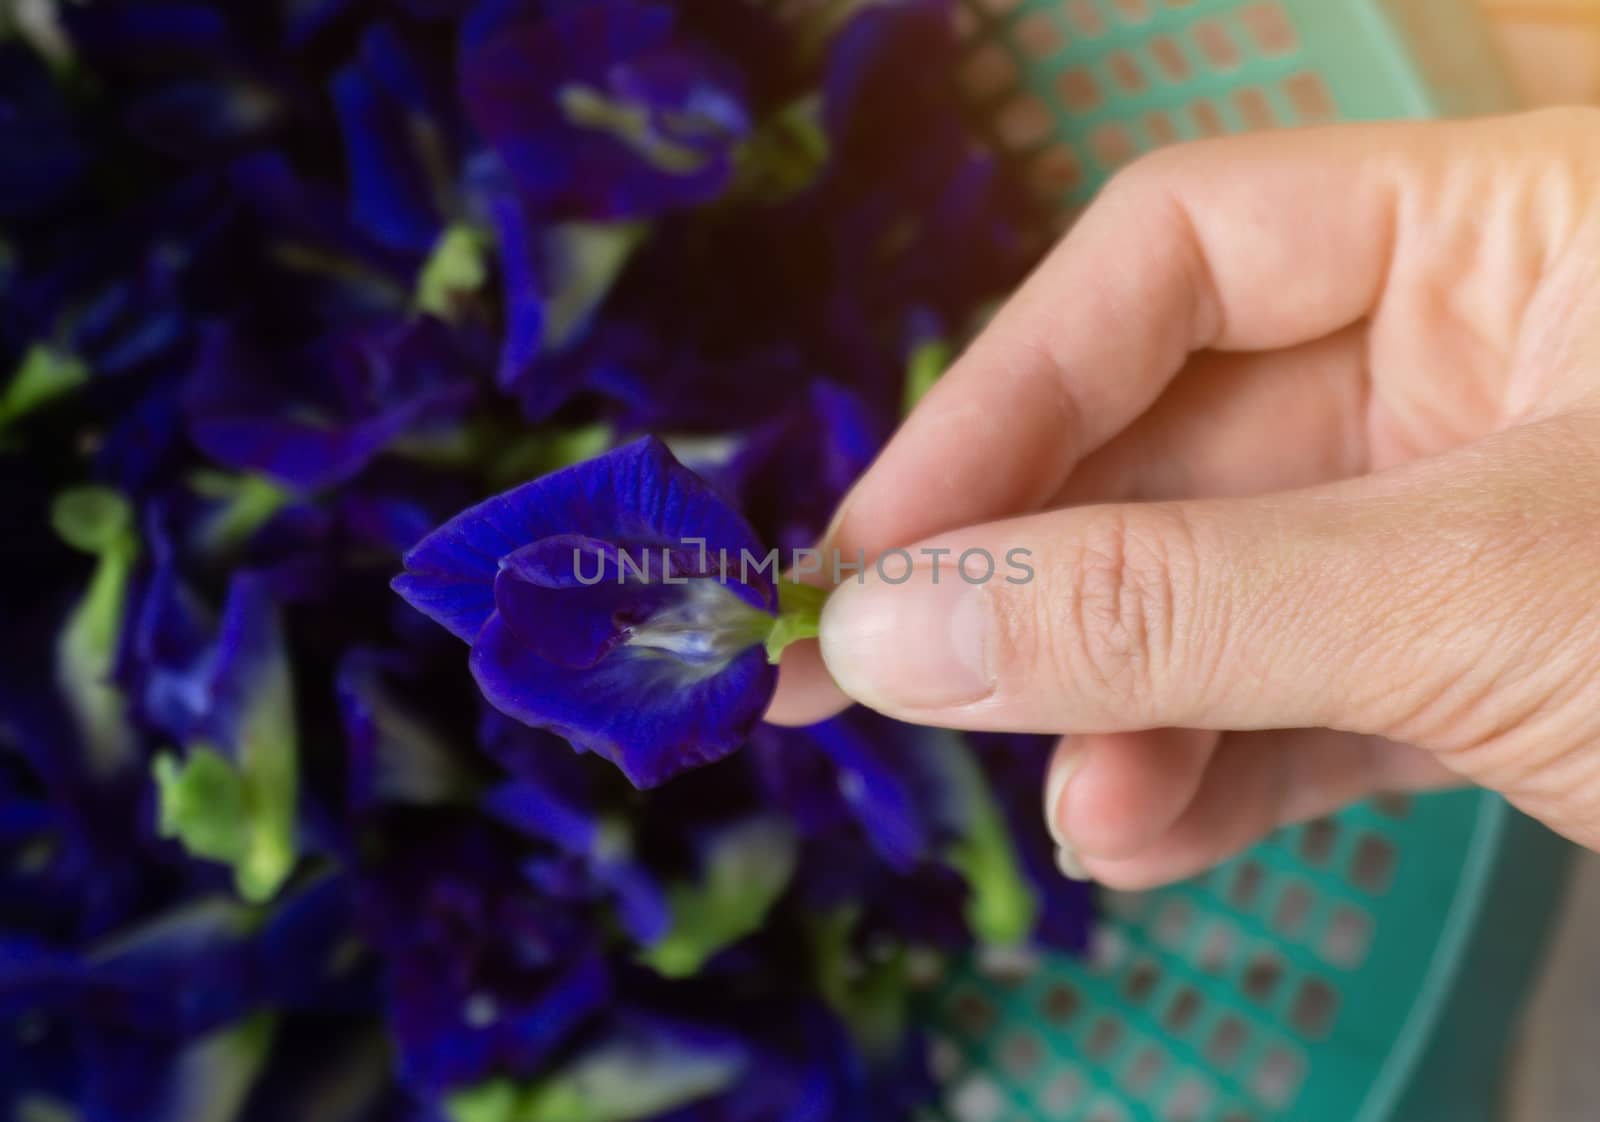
[768,109,1600,888]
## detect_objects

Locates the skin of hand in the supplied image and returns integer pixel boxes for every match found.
[767,108,1600,889]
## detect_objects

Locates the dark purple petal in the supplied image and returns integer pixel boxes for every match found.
[470,612,775,788]
[0,48,89,220]
[333,24,448,253]
[394,436,773,642]
[460,0,750,219]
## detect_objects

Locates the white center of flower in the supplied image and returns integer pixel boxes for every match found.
[625,579,769,666]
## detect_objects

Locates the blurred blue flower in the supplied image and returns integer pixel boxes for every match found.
[460,0,752,220]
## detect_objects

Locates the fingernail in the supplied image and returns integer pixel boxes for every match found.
[1056,845,1093,882]
[1043,743,1081,849]
[818,567,993,712]
[1045,744,1091,881]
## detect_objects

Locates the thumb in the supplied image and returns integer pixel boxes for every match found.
[818,419,1600,764]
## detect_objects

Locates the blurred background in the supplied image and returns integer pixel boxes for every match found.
[1481,0,1600,106]
[1476,4,1600,1119]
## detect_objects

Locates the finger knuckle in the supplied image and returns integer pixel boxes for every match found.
[1055,509,1192,703]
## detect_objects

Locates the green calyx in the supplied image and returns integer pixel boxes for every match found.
[764,580,829,664]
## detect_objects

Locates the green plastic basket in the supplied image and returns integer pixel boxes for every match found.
[929,2,1575,1121]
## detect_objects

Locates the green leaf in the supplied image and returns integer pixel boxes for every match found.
[733,95,829,203]
[764,580,829,664]
[51,486,132,555]
[53,487,139,778]
[417,224,491,320]
[539,223,648,353]
[447,1029,743,1122]
[902,337,953,416]
[447,1082,521,1122]
[152,591,300,906]
[641,817,797,978]
[0,345,90,432]
[935,734,1038,946]
[188,472,291,555]
[154,749,251,866]
[164,1013,277,1122]
[491,422,615,487]
[811,908,917,1055]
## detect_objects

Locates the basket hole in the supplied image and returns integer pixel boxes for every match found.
[1251,1046,1305,1109]
[1040,981,1082,1027]
[1000,1029,1044,1078]
[1089,123,1138,171]
[1190,100,1226,138]
[1044,1070,1087,1115]
[1373,792,1413,819]
[951,989,998,1038]
[1206,1016,1249,1068]
[1154,898,1194,949]
[1085,1099,1130,1122]
[1084,1016,1124,1062]
[1195,921,1238,974]
[1282,71,1336,124]
[1238,0,1298,55]
[1029,145,1085,198]
[1122,1047,1166,1095]
[1241,952,1285,1004]
[1146,34,1191,83]
[1163,1077,1215,1122]
[1123,957,1162,1004]
[1143,110,1180,147]
[1298,818,1339,865]
[1320,905,1373,969]
[961,43,1020,102]
[1089,926,1130,974]
[1064,0,1108,38]
[1108,49,1147,93]
[1112,0,1152,24]
[1271,882,1314,938]
[1012,11,1066,58]
[1350,833,1397,894]
[949,1072,1005,1122]
[1228,861,1266,909]
[1232,87,1276,130]
[1191,18,1242,70]
[1163,986,1203,1035]
[995,94,1053,150]
[1290,977,1340,1039]
[1055,67,1103,113]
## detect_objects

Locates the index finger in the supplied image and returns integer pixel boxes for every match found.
[831,119,1418,559]
[767,120,1423,726]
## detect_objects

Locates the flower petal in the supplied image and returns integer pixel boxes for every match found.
[470,611,775,788]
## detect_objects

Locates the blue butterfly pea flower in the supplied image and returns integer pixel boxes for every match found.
[394,436,779,788]
[357,817,610,1092]
[480,711,671,945]
[459,0,751,220]
[184,316,478,492]
[333,21,459,254]
[716,380,881,556]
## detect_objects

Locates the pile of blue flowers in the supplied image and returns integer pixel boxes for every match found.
[0,2,1092,1119]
